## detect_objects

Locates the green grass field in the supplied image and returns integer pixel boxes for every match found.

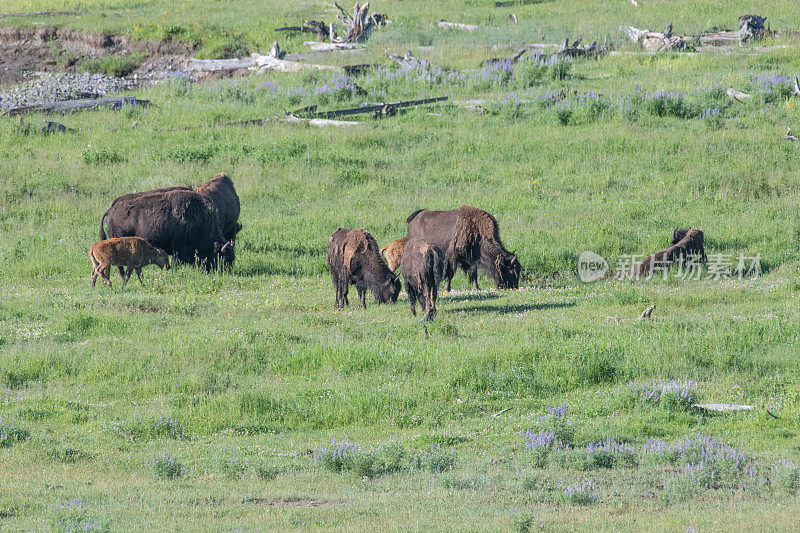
[3,1,800,531]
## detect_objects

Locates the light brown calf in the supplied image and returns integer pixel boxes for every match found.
[379,236,408,272]
[90,237,170,288]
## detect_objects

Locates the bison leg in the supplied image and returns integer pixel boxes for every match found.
[330,270,341,309]
[355,282,367,309]
[122,266,135,288]
[135,267,145,286]
[465,263,480,291]
[100,265,112,286]
[90,256,101,287]
[407,285,417,316]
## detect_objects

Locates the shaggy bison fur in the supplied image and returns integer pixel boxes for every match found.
[326,228,401,309]
[401,239,445,320]
[194,173,242,243]
[630,227,706,278]
[90,236,170,288]
[101,190,233,271]
[406,205,520,291]
[380,236,408,272]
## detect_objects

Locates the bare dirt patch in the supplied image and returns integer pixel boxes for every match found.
[0,26,192,88]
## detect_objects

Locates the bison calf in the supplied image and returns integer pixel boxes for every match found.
[90,237,170,288]
[380,236,408,272]
[401,239,445,321]
[326,228,401,309]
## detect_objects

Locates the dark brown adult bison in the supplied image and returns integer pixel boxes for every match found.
[401,239,445,320]
[406,205,520,291]
[101,190,233,271]
[670,228,706,264]
[194,173,242,243]
[630,227,706,278]
[326,228,401,309]
[100,173,242,243]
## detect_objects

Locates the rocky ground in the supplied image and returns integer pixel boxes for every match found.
[0,72,137,114]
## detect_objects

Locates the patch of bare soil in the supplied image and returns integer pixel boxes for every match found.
[0,26,193,88]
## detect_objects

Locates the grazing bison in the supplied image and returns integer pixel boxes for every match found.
[100,172,242,244]
[326,228,401,309]
[630,227,706,278]
[194,173,242,243]
[101,190,234,271]
[406,205,520,291]
[380,236,408,272]
[401,239,445,320]
[90,236,170,288]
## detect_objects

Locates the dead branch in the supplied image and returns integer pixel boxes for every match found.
[388,50,428,71]
[334,2,387,43]
[793,76,800,96]
[6,97,149,116]
[619,24,689,51]
[738,14,768,44]
[492,406,513,417]
[692,404,754,412]
[494,0,546,6]
[275,20,330,41]
[303,41,364,52]
[480,49,526,67]
[438,21,478,31]
[0,10,81,18]
[556,37,611,58]
[726,86,752,102]
[299,96,448,119]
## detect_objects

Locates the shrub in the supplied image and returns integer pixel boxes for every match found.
[563,479,598,504]
[150,451,183,479]
[0,418,29,447]
[79,55,140,77]
[82,144,126,165]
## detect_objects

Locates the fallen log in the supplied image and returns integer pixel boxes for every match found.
[0,10,81,18]
[301,96,448,119]
[726,86,752,102]
[175,113,362,131]
[387,50,429,71]
[187,51,340,75]
[303,41,364,52]
[186,57,255,72]
[794,76,800,97]
[275,20,330,41]
[784,129,798,142]
[494,0,546,6]
[692,404,754,412]
[438,21,478,31]
[620,24,690,51]
[556,37,611,58]
[6,97,149,116]
[480,49,526,68]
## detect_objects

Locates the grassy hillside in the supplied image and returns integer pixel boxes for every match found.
[3,0,800,531]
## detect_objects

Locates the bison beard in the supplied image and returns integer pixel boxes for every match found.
[406,205,520,291]
[326,228,401,309]
[102,190,232,271]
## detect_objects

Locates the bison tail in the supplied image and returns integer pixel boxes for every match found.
[99,211,109,241]
[406,209,424,224]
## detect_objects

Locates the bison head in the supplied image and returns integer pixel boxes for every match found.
[495,251,521,289]
[375,273,401,304]
[154,248,170,270]
[215,241,235,271]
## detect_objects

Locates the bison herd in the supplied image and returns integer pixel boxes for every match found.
[91,174,520,321]
[327,205,520,321]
